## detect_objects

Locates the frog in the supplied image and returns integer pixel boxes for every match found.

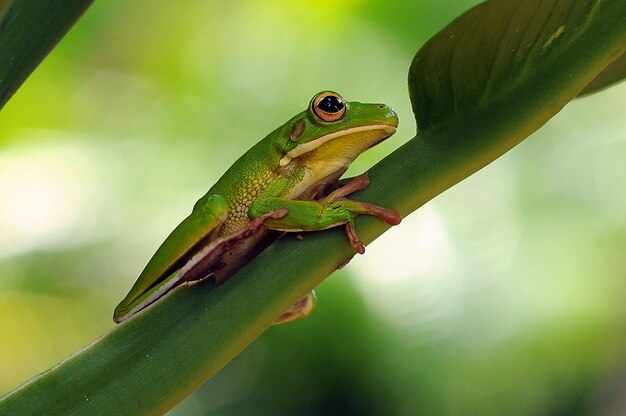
[114,91,401,324]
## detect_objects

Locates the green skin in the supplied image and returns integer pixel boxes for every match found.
[114,91,400,324]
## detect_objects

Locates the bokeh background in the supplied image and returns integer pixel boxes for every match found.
[1,0,625,415]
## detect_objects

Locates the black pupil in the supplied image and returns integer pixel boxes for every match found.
[318,95,344,113]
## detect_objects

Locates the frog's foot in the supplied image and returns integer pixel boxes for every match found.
[330,199,402,254]
[349,200,402,226]
[181,209,288,283]
[345,219,365,254]
[273,291,317,325]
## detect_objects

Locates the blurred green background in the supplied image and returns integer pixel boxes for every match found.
[1,0,625,415]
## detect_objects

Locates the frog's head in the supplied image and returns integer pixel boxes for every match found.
[279,91,398,168]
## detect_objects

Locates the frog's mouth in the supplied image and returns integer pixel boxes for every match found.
[279,124,397,167]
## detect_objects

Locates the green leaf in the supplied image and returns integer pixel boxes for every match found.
[402,0,626,213]
[578,51,626,96]
[0,0,624,415]
[0,0,94,111]
[408,0,626,133]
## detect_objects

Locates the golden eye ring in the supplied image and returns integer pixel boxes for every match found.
[311,91,346,122]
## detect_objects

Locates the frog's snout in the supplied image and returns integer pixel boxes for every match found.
[381,104,399,128]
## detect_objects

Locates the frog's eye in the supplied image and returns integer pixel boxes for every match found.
[312,91,346,122]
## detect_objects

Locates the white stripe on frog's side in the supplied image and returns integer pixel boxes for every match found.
[115,231,232,323]
[114,268,182,323]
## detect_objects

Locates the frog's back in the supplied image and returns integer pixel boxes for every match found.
[203,133,284,235]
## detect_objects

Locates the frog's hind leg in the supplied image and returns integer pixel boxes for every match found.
[273,291,317,325]
[180,208,288,284]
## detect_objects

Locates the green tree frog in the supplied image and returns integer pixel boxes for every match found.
[114,91,401,324]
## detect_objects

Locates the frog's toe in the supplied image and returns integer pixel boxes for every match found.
[344,220,366,254]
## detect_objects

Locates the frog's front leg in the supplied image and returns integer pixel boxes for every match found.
[319,173,371,201]
[249,178,401,254]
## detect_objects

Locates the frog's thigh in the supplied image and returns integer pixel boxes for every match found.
[273,291,317,325]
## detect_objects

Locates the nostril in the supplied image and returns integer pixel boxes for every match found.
[378,104,385,109]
